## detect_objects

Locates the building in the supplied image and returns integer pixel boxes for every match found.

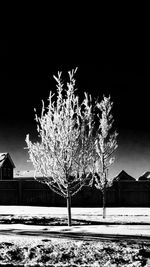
[113,170,136,181]
[139,171,150,180]
[0,153,15,180]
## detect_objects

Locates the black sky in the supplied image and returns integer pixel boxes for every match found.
[0,42,150,178]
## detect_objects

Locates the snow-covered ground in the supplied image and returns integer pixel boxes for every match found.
[0,206,150,240]
[0,223,150,239]
[0,206,150,224]
[0,206,150,266]
[0,206,150,216]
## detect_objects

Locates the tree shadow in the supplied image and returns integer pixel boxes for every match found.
[0,216,150,226]
[0,228,150,244]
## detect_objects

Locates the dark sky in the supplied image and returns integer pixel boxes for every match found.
[1,43,150,178]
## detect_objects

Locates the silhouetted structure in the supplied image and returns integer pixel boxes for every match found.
[139,171,150,180]
[0,167,150,206]
[113,170,136,181]
[0,153,15,180]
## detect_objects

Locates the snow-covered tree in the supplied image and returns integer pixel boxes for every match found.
[25,69,95,226]
[90,96,118,219]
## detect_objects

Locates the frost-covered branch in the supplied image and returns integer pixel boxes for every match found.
[92,95,118,190]
[25,69,95,200]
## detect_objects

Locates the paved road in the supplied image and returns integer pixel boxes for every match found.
[0,224,150,243]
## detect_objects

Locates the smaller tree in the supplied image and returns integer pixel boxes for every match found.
[90,95,118,219]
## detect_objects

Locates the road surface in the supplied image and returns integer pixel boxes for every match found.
[0,224,150,243]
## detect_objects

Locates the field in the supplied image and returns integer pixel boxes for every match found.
[0,206,150,266]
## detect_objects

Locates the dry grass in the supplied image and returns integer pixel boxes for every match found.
[0,238,150,266]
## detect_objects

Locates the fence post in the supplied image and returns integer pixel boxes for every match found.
[115,181,121,206]
[118,182,121,206]
[18,180,22,205]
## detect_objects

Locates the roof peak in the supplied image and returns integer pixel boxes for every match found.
[140,171,150,178]
[115,170,135,181]
[119,170,132,175]
[0,153,15,168]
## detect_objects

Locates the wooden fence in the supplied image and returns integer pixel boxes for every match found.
[0,179,150,207]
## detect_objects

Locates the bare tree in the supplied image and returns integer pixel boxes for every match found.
[90,96,118,219]
[25,69,95,226]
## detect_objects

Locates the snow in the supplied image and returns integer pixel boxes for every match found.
[0,206,150,240]
[0,223,150,239]
[0,206,150,224]
[0,206,150,217]
[14,170,35,177]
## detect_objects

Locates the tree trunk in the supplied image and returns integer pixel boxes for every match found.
[67,188,72,226]
[102,188,106,219]
[102,157,106,219]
